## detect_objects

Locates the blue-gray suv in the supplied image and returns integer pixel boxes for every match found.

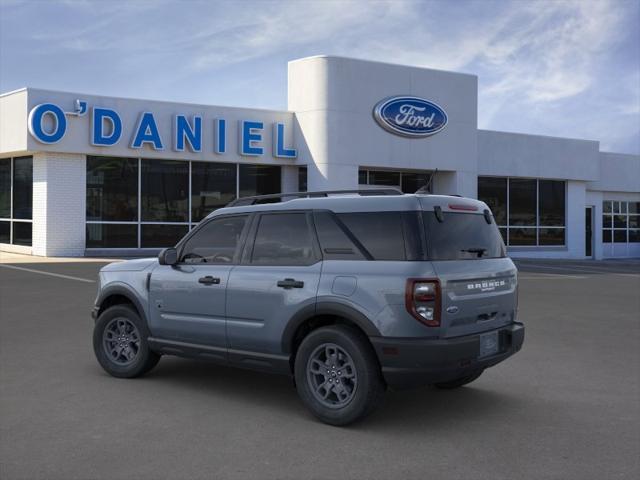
[92,189,524,425]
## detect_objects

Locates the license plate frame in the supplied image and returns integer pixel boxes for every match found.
[479,331,499,358]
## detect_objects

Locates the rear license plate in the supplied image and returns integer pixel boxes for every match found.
[479,331,499,358]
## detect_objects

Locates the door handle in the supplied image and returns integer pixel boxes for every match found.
[198,276,221,285]
[277,278,304,289]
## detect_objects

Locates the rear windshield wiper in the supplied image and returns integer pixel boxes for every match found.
[460,248,487,258]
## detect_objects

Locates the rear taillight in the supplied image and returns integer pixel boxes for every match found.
[405,279,441,327]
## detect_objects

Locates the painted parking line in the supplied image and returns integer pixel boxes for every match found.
[0,264,96,283]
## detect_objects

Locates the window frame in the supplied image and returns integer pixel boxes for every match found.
[241,210,322,267]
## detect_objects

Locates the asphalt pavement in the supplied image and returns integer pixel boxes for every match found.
[0,258,638,480]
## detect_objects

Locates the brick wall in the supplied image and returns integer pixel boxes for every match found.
[32,152,86,256]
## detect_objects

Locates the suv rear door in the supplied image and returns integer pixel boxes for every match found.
[422,206,517,339]
[225,211,322,372]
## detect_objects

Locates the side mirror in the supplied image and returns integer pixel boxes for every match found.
[158,247,178,266]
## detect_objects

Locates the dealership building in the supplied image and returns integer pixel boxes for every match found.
[1,56,639,259]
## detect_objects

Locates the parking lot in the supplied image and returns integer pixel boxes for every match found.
[1,257,639,480]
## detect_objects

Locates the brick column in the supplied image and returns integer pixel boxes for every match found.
[32,152,86,257]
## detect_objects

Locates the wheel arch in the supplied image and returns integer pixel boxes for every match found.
[96,284,147,325]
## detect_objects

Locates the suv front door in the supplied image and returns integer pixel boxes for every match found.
[148,214,250,355]
[226,211,322,371]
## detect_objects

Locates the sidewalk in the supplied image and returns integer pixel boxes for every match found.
[0,251,123,264]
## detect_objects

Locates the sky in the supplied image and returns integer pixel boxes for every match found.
[1,0,639,154]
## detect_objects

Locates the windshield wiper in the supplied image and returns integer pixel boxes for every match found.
[460,248,487,258]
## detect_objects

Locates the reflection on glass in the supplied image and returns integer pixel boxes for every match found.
[86,224,138,248]
[239,165,281,198]
[0,220,9,243]
[508,227,536,245]
[539,180,565,226]
[141,224,189,248]
[508,179,536,226]
[191,162,236,222]
[538,228,565,246]
[0,159,10,218]
[87,156,138,221]
[478,177,507,226]
[12,222,32,246]
[12,156,32,220]
[141,160,188,222]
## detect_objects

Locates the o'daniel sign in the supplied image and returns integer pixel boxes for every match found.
[373,96,447,138]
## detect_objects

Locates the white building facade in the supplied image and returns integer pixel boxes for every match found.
[1,56,638,259]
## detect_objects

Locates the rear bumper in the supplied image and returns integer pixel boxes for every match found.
[371,323,524,390]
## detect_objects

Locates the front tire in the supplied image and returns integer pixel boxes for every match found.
[93,304,160,378]
[294,325,385,426]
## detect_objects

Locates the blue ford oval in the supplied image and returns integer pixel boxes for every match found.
[373,96,447,138]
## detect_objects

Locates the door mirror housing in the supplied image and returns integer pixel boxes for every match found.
[158,247,178,266]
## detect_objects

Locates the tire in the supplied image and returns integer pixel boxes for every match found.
[93,304,160,378]
[433,370,483,389]
[294,325,385,426]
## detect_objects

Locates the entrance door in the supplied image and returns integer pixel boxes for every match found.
[585,207,593,258]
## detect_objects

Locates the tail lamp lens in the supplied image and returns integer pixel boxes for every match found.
[406,279,441,327]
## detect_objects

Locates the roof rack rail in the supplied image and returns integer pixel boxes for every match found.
[226,188,403,207]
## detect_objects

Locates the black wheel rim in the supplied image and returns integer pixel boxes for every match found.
[306,343,358,409]
[103,317,141,366]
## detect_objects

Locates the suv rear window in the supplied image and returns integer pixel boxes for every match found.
[423,211,506,260]
[337,212,406,261]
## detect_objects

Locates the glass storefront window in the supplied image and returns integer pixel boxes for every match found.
[86,224,138,249]
[401,172,431,194]
[602,200,640,245]
[239,164,281,199]
[359,168,433,193]
[478,177,507,226]
[298,166,307,192]
[0,159,10,218]
[87,157,138,222]
[0,156,32,246]
[508,227,537,246]
[141,224,189,248]
[508,179,536,226]
[191,162,236,223]
[141,159,189,222]
[538,180,565,226]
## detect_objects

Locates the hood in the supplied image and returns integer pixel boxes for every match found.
[100,257,158,272]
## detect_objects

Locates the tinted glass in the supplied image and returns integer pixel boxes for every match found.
[0,220,9,243]
[538,180,565,226]
[539,228,565,246]
[509,179,536,226]
[338,212,405,261]
[629,202,640,214]
[141,160,188,222]
[180,215,247,264]
[603,215,612,228]
[86,156,138,221]
[629,230,640,242]
[367,170,400,186]
[141,224,189,248]
[358,169,367,185]
[603,229,612,243]
[313,211,365,260]
[12,222,32,246]
[423,212,505,260]
[239,165,281,199]
[602,201,612,213]
[86,223,138,248]
[191,162,236,222]
[629,216,639,229]
[12,156,32,219]
[0,159,10,218]
[402,172,431,194]
[613,230,627,243]
[298,166,307,192]
[478,177,507,225]
[509,227,537,245]
[252,213,315,265]
[613,215,627,228]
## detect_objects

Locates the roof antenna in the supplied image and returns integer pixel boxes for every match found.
[416,168,437,194]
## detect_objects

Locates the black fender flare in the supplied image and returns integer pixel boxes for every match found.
[281,301,381,354]
[95,283,148,325]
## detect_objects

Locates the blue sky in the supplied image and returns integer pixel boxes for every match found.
[1,0,639,153]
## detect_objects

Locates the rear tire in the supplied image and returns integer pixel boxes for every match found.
[294,325,385,426]
[93,304,160,378]
[433,370,483,389]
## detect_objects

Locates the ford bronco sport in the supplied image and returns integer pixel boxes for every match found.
[92,189,524,425]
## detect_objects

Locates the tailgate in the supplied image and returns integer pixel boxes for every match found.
[431,258,517,338]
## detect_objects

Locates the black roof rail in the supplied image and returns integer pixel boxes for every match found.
[226,188,403,207]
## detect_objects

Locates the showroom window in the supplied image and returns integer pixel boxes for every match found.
[478,177,566,246]
[298,166,307,192]
[602,201,640,243]
[358,168,432,193]
[0,156,33,246]
[86,156,281,249]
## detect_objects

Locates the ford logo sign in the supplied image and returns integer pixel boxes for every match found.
[373,96,447,138]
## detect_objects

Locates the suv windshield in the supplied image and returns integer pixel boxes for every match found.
[423,211,506,260]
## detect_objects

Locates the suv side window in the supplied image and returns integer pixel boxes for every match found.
[313,211,366,260]
[251,213,317,266]
[337,212,406,260]
[180,215,248,264]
